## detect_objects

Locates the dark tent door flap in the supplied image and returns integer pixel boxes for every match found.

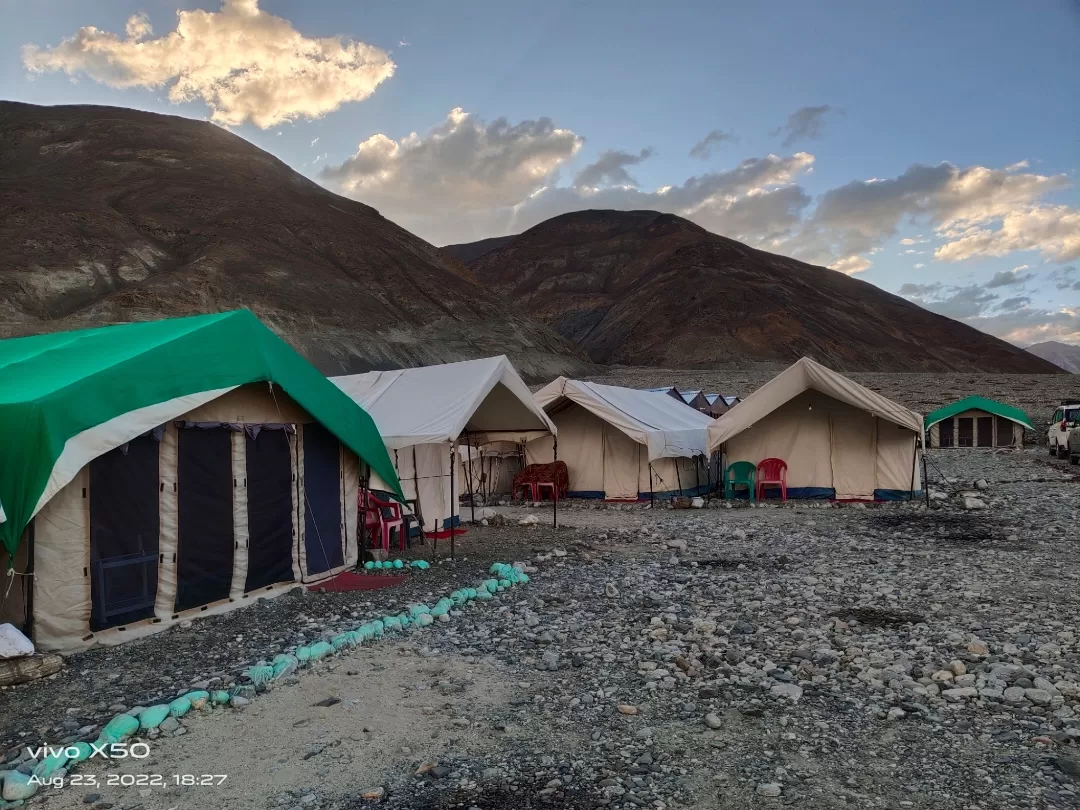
[976,417,993,447]
[245,430,296,592]
[996,416,1014,446]
[89,435,161,631]
[303,423,343,576]
[938,419,954,448]
[957,418,974,447]
[176,428,235,612]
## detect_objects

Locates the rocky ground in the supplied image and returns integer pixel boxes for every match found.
[2,448,1078,810]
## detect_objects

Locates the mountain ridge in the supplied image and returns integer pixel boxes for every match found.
[1025,341,1080,373]
[458,209,1063,373]
[0,101,589,380]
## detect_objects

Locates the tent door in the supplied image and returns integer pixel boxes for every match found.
[830,410,876,499]
[175,427,235,612]
[957,418,974,447]
[939,419,954,448]
[302,423,343,576]
[976,417,993,447]
[89,435,161,631]
[245,429,296,592]
[995,416,1014,447]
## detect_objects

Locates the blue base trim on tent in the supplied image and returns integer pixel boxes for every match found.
[874,489,923,501]
[639,483,716,500]
[568,491,608,500]
[442,514,461,529]
[727,487,836,501]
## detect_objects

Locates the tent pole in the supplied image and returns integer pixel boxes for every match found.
[676,461,683,497]
[466,435,475,524]
[649,463,654,509]
[920,438,930,507]
[23,520,35,641]
[908,435,918,502]
[358,465,368,565]
[553,436,559,529]
[449,444,456,561]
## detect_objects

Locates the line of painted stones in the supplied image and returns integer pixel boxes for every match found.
[0,562,529,806]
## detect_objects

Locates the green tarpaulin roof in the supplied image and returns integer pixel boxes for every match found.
[0,310,402,556]
[924,396,1034,431]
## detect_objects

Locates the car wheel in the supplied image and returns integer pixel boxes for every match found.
[1071,454,1079,466]
[1049,444,1057,456]
[1058,444,1069,459]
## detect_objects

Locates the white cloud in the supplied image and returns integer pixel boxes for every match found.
[22,0,395,128]
[689,129,736,159]
[935,205,1080,263]
[986,267,1034,288]
[771,105,842,147]
[914,262,926,269]
[311,137,320,146]
[1005,160,1030,172]
[830,255,872,275]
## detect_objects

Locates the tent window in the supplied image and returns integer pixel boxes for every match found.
[938,419,954,448]
[976,417,993,448]
[303,423,343,576]
[995,416,1014,446]
[245,429,296,592]
[175,427,234,612]
[957,418,974,447]
[89,435,160,631]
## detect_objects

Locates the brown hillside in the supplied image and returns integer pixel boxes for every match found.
[0,102,588,379]
[464,209,1063,373]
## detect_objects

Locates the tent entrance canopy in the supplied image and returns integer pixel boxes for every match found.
[708,358,923,500]
[331,356,557,530]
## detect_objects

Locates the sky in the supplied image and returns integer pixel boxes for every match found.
[3,0,1079,345]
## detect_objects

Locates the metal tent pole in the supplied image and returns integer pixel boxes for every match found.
[649,463,654,509]
[920,438,930,507]
[553,436,559,529]
[466,435,476,524]
[449,444,457,560]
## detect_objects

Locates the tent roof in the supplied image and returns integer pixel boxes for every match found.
[680,389,703,402]
[924,396,1034,431]
[708,357,923,449]
[535,378,714,460]
[0,310,402,556]
[330,356,555,449]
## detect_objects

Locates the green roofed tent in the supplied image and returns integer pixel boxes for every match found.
[0,310,401,557]
[924,396,1033,449]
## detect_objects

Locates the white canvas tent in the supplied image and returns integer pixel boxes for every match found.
[707,357,923,501]
[331,357,556,532]
[528,378,717,500]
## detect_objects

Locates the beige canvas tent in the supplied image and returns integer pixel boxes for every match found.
[529,378,717,500]
[331,357,556,534]
[707,358,923,500]
[0,312,399,654]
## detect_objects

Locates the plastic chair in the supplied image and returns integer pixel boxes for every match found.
[536,481,559,502]
[724,461,757,501]
[514,481,538,501]
[755,458,788,501]
[360,491,405,552]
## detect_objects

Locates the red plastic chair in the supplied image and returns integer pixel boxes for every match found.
[755,458,788,501]
[536,482,559,502]
[359,490,405,552]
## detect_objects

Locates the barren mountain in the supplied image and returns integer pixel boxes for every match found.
[1025,341,1080,373]
[461,209,1063,373]
[0,102,588,379]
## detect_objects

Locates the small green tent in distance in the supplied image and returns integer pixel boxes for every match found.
[924,395,1033,449]
[0,309,402,557]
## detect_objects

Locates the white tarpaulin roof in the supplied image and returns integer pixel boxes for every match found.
[708,357,923,449]
[535,378,714,460]
[331,356,555,449]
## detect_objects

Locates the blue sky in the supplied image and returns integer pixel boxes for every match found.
[3,0,1078,344]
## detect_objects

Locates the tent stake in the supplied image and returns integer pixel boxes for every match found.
[553,436,559,530]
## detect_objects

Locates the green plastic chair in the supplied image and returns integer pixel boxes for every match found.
[724,461,757,501]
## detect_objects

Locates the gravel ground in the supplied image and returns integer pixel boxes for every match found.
[2,448,1079,810]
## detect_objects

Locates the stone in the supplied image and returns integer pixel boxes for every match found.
[966,640,990,656]
[360,786,385,800]
[704,713,723,729]
[83,794,101,804]
[1003,686,1027,703]
[942,687,978,702]
[159,716,180,733]
[605,582,619,598]
[230,695,251,707]
[887,707,906,721]
[962,496,987,510]
[691,497,705,508]
[519,514,540,526]
[1025,688,1053,706]
[770,683,803,703]
[974,478,989,490]
[618,705,639,715]
[756,782,782,797]
[948,660,967,676]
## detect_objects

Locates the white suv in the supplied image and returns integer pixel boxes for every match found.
[1048,402,1080,458]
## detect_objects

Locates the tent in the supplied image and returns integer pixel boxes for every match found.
[702,393,740,417]
[528,378,718,500]
[924,396,1033,448]
[680,390,713,411]
[707,357,923,501]
[0,311,401,653]
[331,356,555,533]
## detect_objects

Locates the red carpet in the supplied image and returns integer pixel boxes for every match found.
[307,571,407,593]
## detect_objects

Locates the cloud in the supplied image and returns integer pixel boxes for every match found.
[771,105,840,147]
[574,148,653,190]
[321,108,584,214]
[830,255,872,275]
[986,267,1034,288]
[311,137,320,146]
[934,205,1080,263]
[22,0,395,128]
[1005,160,1030,172]
[914,262,926,269]
[1049,266,1077,290]
[899,280,1080,345]
[900,236,929,245]
[689,129,736,159]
